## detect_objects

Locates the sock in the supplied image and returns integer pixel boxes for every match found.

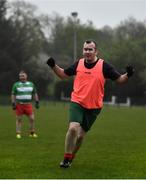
[64,153,75,161]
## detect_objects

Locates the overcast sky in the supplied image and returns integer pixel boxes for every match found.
[8,0,146,28]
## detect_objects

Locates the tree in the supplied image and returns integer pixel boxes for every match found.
[0,0,7,20]
[0,0,19,94]
[0,0,52,96]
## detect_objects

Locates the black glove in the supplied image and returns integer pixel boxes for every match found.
[12,102,16,110]
[35,101,39,109]
[46,57,55,68]
[126,66,134,78]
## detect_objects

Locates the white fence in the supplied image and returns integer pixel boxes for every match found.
[104,96,131,107]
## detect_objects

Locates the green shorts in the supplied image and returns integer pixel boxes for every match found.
[69,102,101,132]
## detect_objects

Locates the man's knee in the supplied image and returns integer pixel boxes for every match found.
[16,116,22,122]
[68,126,78,135]
[17,119,22,123]
[28,114,34,121]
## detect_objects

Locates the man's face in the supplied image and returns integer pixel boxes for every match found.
[19,73,27,82]
[83,42,97,62]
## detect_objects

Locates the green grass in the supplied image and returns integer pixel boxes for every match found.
[0,103,146,178]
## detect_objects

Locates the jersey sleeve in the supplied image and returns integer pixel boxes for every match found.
[32,83,37,94]
[64,60,79,76]
[11,83,17,95]
[103,61,121,80]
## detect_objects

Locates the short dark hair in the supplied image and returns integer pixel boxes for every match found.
[19,70,27,75]
[84,39,97,49]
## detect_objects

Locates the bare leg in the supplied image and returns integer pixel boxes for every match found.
[28,114,37,137]
[16,115,22,134]
[60,123,86,167]
[65,122,79,153]
[72,126,86,155]
[28,114,35,133]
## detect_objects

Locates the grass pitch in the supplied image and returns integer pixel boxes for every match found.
[0,102,146,178]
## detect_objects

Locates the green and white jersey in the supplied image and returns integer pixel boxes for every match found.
[12,81,37,103]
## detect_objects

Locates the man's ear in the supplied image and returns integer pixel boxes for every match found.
[95,49,98,56]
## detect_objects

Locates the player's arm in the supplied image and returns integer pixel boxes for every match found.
[46,57,69,79]
[11,84,16,110]
[33,92,39,102]
[11,94,16,110]
[116,66,134,84]
[34,93,39,109]
[53,64,69,79]
[32,85,39,109]
[103,62,134,83]
[11,94,16,103]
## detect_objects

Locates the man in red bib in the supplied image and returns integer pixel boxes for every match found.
[46,39,134,168]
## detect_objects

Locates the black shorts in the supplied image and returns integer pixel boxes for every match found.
[69,102,101,132]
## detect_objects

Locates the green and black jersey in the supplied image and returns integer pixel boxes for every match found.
[11,81,37,103]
